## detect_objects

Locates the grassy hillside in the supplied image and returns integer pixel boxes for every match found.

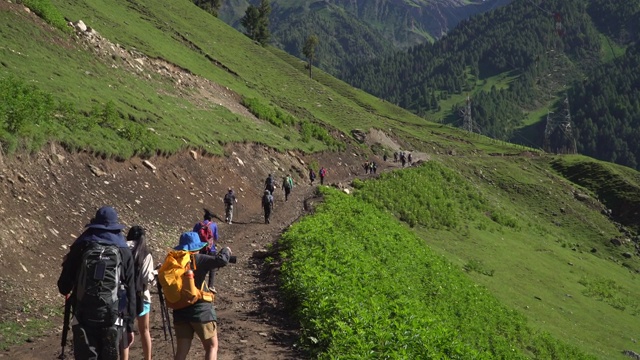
[1,0,517,158]
[2,1,640,359]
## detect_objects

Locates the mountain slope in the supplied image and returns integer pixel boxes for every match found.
[1,0,640,359]
[341,0,640,169]
[219,0,513,74]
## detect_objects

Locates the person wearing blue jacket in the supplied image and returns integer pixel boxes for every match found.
[57,206,136,360]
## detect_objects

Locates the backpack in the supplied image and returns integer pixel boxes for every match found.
[320,168,326,177]
[224,193,233,205]
[265,176,273,187]
[262,194,272,207]
[157,251,214,310]
[196,221,216,254]
[74,241,123,327]
[283,177,292,190]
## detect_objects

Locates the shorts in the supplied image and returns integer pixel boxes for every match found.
[138,302,151,317]
[174,321,217,341]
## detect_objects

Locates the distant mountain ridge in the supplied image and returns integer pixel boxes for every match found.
[219,0,513,74]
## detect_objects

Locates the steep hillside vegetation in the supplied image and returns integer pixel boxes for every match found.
[2,1,640,359]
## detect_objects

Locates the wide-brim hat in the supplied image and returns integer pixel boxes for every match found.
[86,206,125,231]
[174,232,208,252]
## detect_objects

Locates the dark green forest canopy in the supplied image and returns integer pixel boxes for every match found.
[340,0,640,169]
[569,43,640,169]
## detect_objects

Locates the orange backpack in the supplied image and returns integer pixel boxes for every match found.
[157,250,214,309]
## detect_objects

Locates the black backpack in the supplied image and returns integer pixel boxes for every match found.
[224,192,234,205]
[262,194,272,207]
[74,241,123,327]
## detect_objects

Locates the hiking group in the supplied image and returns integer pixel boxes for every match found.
[56,168,331,360]
[58,206,233,360]
[393,151,412,167]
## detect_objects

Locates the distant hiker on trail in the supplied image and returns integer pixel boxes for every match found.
[265,173,275,195]
[371,161,377,174]
[400,152,406,167]
[223,188,237,224]
[282,174,294,201]
[57,206,136,360]
[319,167,327,185]
[168,232,233,360]
[262,189,274,224]
[408,153,413,165]
[193,209,219,289]
[383,153,388,162]
[393,152,398,162]
[120,225,154,360]
[363,161,370,175]
[309,168,316,185]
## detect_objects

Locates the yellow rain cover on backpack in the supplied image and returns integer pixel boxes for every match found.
[158,250,214,309]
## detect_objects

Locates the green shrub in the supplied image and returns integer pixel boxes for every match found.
[18,0,70,33]
[0,76,55,135]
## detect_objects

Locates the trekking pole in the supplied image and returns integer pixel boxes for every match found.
[155,274,175,357]
[58,294,72,360]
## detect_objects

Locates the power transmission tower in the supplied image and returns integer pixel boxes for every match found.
[461,95,474,133]
[543,96,577,154]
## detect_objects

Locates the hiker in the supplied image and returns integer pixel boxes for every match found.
[193,209,219,289]
[393,152,398,162]
[120,226,154,360]
[319,167,327,185]
[408,153,413,165]
[265,173,275,195]
[170,232,233,360]
[57,206,136,360]
[262,189,274,224]
[383,153,388,162]
[400,152,406,167]
[309,168,316,185]
[282,174,294,201]
[363,161,369,174]
[372,161,377,174]
[223,188,237,224]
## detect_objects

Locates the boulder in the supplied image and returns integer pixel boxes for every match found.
[351,129,366,143]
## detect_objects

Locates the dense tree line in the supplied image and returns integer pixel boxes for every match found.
[569,43,640,169]
[342,0,603,129]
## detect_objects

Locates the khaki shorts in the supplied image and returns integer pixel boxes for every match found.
[174,321,217,341]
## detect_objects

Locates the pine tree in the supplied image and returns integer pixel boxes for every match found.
[302,35,319,79]
[240,5,260,41]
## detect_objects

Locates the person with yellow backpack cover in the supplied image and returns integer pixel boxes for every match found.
[158,232,233,360]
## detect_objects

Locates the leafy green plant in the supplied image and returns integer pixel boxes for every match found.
[18,0,70,33]
[355,162,493,230]
[279,187,591,359]
[579,276,631,311]
[463,259,495,277]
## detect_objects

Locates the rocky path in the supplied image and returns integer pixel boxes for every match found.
[3,145,420,360]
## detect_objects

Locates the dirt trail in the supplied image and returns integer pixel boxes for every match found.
[1,141,414,360]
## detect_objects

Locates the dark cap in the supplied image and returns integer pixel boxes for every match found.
[86,206,125,231]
